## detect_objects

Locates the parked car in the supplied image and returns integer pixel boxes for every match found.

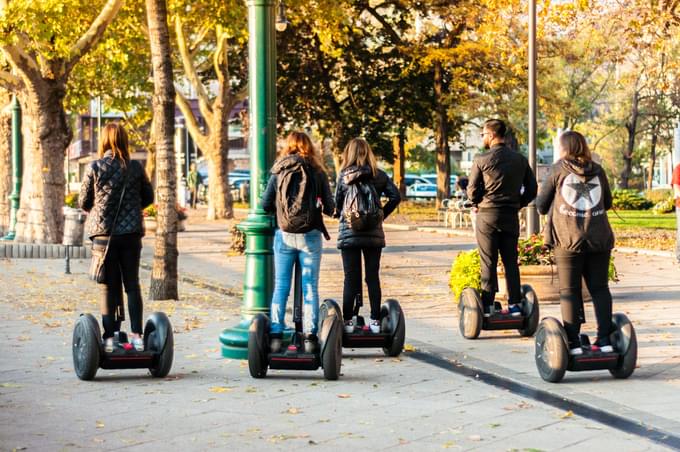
[402,175,431,187]
[421,173,458,188]
[406,182,437,199]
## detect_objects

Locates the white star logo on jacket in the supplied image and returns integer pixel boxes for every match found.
[560,173,601,211]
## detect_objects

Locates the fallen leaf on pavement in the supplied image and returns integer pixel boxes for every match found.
[337,394,351,399]
[560,410,574,419]
[285,407,301,415]
[403,344,416,352]
[209,386,233,393]
[96,420,105,428]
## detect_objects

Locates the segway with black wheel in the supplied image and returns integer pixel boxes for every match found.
[342,295,406,357]
[72,311,174,381]
[247,261,344,380]
[458,284,539,339]
[534,313,637,383]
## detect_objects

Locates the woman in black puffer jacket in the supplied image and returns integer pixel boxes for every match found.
[79,123,154,353]
[335,138,400,333]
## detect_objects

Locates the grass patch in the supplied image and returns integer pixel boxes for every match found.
[390,200,438,223]
[609,210,676,230]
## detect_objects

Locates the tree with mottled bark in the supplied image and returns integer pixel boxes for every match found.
[0,89,11,233]
[146,0,178,300]
[0,0,124,243]
[173,9,247,220]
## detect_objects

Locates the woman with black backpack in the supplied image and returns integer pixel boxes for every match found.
[335,138,401,333]
[261,131,335,352]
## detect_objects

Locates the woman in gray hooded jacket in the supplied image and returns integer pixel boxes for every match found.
[536,131,615,356]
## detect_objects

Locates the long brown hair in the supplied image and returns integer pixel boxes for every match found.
[341,137,377,176]
[559,131,592,164]
[281,131,326,171]
[98,122,130,164]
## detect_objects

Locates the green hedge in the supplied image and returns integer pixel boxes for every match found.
[612,189,653,210]
[645,189,673,205]
[449,249,481,302]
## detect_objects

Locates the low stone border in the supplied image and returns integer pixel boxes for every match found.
[0,242,91,259]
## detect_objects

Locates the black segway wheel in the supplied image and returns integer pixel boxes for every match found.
[144,312,174,378]
[381,299,405,357]
[535,317,568,383]
[319,299,343,380]
[72,313,101,381]
[248,314,270,378]
[609,313,637,379]
[459,288,482,340]
[518,284,540,337]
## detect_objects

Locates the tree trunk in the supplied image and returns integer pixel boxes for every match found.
[206,93,233,220]
[647,127,658,191]
[145,117,157,188]
[14,81,71,243]
[146,0,178,300]
[206,135,233,219]
[331,121,346,176]
[0,98,11,233]
[621,90,639,189]
[393,126,406,198]
[434,61,450,208]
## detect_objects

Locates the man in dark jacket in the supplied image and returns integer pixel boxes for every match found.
[467,119,538,315]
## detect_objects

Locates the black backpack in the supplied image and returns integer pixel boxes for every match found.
[343,180,384,231]
[276,160,319,233]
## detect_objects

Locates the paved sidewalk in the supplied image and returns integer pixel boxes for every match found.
[1,212,679,450]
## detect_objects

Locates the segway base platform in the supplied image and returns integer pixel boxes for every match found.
[269,345,321,371]
[483,305,525,330]
[343,323,391,348]
[459,285,539,339]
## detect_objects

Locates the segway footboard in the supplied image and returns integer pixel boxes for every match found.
[100,351,155,369]
[269,350,320,370]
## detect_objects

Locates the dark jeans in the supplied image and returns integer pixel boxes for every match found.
[475,210,521,306]
[95,234,143,338]
[340,247,382,321]
[554,249,613,345]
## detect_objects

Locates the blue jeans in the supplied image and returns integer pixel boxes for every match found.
[270,229,322,335]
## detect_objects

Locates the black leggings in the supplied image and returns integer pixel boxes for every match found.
[96,234,144,338]
[475,211,522,305]
[340,247,382,321]
[554,249,613,345]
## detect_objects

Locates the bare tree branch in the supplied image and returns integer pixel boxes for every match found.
[66,0,124,74]
[175,89,209,152]
[174,15,213,125]
[0,44,41,83]
[0,69,22,91]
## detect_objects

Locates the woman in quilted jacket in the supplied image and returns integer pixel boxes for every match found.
[79,123,154,353]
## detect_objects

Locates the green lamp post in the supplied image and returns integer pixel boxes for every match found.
[220,0,283,359]
[2,96,22,241]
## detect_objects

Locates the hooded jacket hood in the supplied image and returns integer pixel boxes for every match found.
[561,159,601,179]
[271,154,306,175]
[341,165,372,185]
